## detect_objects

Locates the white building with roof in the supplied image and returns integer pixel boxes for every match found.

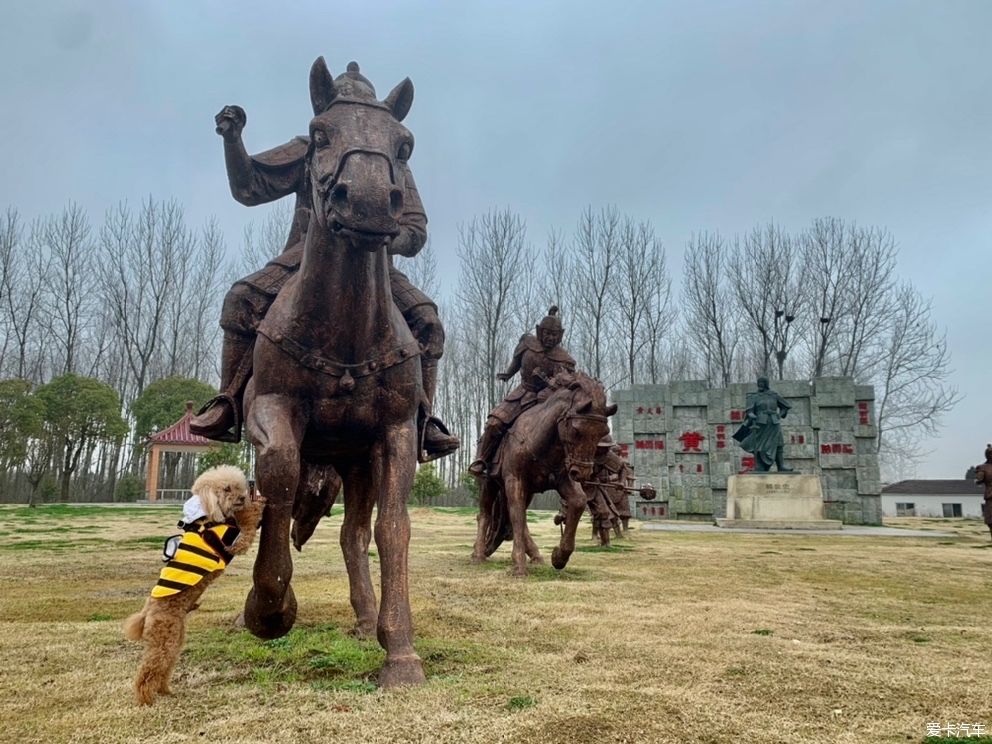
[880,480,984,518]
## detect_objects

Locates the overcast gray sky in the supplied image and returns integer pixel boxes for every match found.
[1,0,989,478]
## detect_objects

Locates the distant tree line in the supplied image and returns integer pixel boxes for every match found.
[0,199,957,502]
[424,209,958,487]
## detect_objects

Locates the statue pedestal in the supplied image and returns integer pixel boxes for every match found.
[716,474,842,530]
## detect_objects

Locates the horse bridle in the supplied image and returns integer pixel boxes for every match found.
[557,407,608,479]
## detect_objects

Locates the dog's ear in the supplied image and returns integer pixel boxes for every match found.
[201,486,226,523]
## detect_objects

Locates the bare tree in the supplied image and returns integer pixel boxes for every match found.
[571,206,620,383]
[238,199,295,278]
[0,210,50,380]
[799,217,851,378]
[393,237,441,301]
[100,198,193,398]
[873,284,960,464]
[836,225,898,379]
[681,232,738,386]
[455,208,528,411]
[42,202,96,376]
[727,223,806,379]
[610,217,668,386]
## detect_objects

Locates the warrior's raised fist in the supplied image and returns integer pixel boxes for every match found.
[215,105,247,140]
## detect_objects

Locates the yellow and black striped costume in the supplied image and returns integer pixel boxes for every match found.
[151,521,241,598]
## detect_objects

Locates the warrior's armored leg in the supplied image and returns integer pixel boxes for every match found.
[469,418,506,477]
[775,445,794,473]
[402,301,459,462]
[190,281,274,442]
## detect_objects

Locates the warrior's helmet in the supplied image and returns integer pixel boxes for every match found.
[985,443,992,462]
[333,62,376,101]
[537,305,564,333]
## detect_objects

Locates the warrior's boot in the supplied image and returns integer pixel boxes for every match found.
[468,421,505,477]
[419,359,459,463]
[775,445,794,473]
[190,331,253,443]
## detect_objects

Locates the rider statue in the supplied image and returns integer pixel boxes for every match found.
[190,62,458,462]
[468,306,576,477]
[974,443,992,541]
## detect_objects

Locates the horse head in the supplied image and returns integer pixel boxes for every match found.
[306,57,416,250]
[548,371,617,482]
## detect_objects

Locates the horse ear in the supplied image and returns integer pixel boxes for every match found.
[606,403,618,417]
[385,77,414,121]
[310,56,337,115]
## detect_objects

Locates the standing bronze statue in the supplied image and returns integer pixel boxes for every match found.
[468,306,576,476]
[974,444,992,541]
[191,61,457,465]
[733,376,794,472]
[208,57,453,687]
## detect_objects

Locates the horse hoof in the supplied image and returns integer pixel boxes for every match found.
[349,622,376,640]
[470,553,487,564]
[551,548,570,570]
[511,566,528,578]
[243,587,298,640]
[529,555,545,565]
[378,655,426,688]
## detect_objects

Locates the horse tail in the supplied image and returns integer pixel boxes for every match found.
[482,478,512,557]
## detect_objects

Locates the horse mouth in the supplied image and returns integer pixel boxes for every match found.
[328,214,400,243]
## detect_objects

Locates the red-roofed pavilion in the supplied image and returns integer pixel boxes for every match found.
[145,401,218,502]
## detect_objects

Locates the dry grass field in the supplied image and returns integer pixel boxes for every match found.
[1,503,990,744]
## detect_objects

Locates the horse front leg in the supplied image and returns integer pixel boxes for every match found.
[339,466,377,639]
[552,479,587,570]
[372,420,425,688]
[243,394,305,639]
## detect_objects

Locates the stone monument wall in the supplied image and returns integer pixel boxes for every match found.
[610,377,881,525]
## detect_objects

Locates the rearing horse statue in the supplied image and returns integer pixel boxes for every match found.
[472,371,616,577]
[241,57,428,687]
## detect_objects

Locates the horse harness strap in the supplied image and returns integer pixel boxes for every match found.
[258,323,421,390]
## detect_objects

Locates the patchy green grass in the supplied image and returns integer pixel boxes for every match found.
[1,506,991,743]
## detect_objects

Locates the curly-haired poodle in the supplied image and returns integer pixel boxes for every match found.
[123,465,263,705]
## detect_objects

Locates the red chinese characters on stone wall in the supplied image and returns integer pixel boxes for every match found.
[739,456,755,473]
[635,439,665,451]
[730,409,744,422]
[821,443,854,455]
[678,431,705,452]
[635,404,664,415]
[788,433,806,445]
[857,401,870,426]
[715,424,727,450]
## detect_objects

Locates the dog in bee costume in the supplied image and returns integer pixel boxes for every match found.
[123,465,263,705]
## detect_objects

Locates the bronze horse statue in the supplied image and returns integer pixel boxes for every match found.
[241,57,429,687]
[471,371,616,576]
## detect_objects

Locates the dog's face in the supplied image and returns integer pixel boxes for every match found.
[190,466,249,523]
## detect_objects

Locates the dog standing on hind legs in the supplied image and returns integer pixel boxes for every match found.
[123,465,264,705]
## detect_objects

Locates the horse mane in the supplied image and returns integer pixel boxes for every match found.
[546,370,606,407]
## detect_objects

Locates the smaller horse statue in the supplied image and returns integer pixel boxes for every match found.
[471,371,616,576]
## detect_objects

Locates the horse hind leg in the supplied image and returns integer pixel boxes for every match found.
[504,477,530,577]
[339,464,378,639]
